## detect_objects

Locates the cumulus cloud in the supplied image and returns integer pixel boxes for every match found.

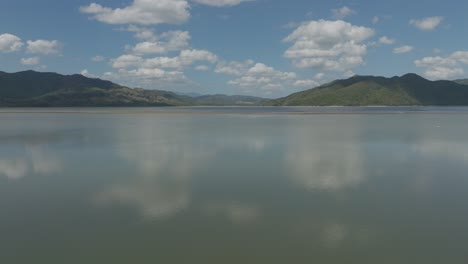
[20,57,40,65]
[294,79,320,87]
[379,36,395,45]
[124,25,157,41]
[192,0,253,7]
[393,45,413,54]
[80,0,190,25]
[283,20,374,72]
[105,49,217,89]
[215,59,255,76]
[104,68,189,89]
[410,16,443,31]
[331,6,356,19]
[80,69,96,78]
[91,55,105,62]
[225,62,297,94]
[0,33,23,53]
[26,40,62,55]
[414,51,468,79]
[111,54,144,68]
[131,31,191,55]
[195,65,210,71]
[141,49,218,69]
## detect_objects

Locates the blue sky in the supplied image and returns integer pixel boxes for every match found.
[1,0,468,98]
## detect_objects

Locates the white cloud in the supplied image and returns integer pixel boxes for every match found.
[331,6,356,19]
[141,49,218,69]
[124,25,157,41]
[314,72,325,79]
[192,0,253,7]
[106,49,218,90]
[0,33,23,53]
[226,62,297,94]
[414,51,468,79]
[111,54,144,68]
[195,65,210,71]
[372,16,379,24]
[379,36,395,45]
[393,45,414,54]
[80,0,190,25]
[26,40,62,55]
[20,57,40,65]
[131,31,190,55]
[107,68,187,82]
[283,20,374,72]
[294,79,320,87]
[410,16,443,31]
[91,55,105,62]
[215,59,254,76]
[80,69,96,78]
[344,70,355,78]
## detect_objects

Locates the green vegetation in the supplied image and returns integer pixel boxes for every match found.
[454,79,468,85]
[267,74,468,106]
[0,70,265,107]
[3,71,468,107]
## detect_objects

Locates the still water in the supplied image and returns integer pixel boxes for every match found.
[1,107,468,263]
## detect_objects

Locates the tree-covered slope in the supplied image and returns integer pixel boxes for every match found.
[0,70,266,106]
[268,74,468,106]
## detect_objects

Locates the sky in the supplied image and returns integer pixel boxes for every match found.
[1,0,468,98]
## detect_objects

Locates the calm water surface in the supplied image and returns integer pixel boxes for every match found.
[1,107,468,263]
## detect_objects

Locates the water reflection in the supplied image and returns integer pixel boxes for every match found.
[0,146,62,180]
[202,202,261,224]
[285,117,366,191]
[95,115,274,220]
[2,112,468,263]
[411,140,468,162]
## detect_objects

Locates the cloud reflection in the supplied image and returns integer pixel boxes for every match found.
[96,116,214,220]
[203,202,261,224]
[285,118,366,191]
[0,146,62,180]
[95,115,272,220]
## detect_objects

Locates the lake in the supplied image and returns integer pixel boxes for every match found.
[1,107,468,264]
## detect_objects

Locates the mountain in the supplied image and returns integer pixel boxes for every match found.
[175,91,205,97]
[192,94,265,105]
[0,70,192,106]
[0,70,266,107]
[268,74,468,106]
[454,79,468,85]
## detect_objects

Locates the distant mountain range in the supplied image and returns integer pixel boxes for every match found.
[2,70,468,106]
[0,70,265,107]
[268,74,468,106]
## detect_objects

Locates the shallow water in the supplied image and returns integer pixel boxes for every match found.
[1,107,468,263]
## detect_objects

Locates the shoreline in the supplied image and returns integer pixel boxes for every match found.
[0,106,467,115]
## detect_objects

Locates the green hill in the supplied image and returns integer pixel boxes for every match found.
[0,70,191,106]
[192,94,265,105]
[454,79,468,85]
[268,74,468,106]
[0,70,265,107]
